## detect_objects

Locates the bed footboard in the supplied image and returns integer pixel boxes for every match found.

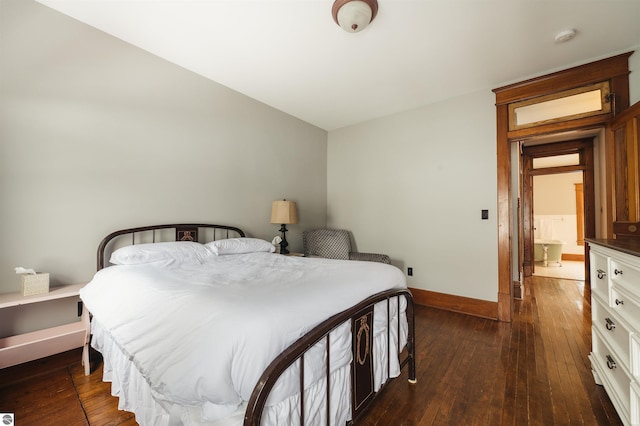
[244,289,416,425]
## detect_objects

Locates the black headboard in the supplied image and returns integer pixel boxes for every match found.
[97,223,246,270]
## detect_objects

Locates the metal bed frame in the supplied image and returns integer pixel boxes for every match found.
[90,223,416,425]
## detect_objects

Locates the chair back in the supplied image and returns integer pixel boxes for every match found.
[303,229,351,259]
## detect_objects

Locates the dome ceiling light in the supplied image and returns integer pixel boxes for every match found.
[332,0,378,33]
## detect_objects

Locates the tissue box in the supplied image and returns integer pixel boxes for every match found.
[21,273,50,296]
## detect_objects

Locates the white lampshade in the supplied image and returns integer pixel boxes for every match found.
[270,200,298,224]
[332,0,378,33]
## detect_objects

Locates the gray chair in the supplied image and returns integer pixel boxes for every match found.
[302,229,391,264]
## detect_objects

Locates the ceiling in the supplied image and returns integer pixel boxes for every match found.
[35,0,640,131]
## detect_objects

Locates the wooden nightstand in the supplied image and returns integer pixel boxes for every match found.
[0,284,90,375]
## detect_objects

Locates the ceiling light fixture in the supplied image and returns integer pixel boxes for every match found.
[554,29,577,43]
[332,0,378,33]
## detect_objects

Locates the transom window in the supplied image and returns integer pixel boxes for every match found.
[509,81,611,131]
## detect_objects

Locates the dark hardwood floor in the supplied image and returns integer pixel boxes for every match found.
[0,276,622,425]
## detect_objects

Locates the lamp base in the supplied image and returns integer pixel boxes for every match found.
[279,224,290,254]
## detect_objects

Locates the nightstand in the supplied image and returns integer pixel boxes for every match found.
[0,284,90,375]
[283,252,305,257]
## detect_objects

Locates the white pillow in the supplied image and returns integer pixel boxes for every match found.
[109,241,213,265]
[206,238,275,255]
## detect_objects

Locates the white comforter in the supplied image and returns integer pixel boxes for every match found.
[80,252,407,423]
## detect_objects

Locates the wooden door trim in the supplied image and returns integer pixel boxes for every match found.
[492,52,632,322]
[521,139,595,279]
[575,183,585,246]
[494,52,632,106]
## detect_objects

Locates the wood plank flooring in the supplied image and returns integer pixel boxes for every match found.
[0,275,623,425]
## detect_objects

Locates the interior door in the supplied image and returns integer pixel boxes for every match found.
[521,151,534,278]
[515,140,524,299]
[609,101,640,238]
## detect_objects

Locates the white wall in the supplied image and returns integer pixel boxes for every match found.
[327,91,499,302]
[327,49,640,304]
[534,172,582,216]
[630,46,640,104]
[0,1,327,335]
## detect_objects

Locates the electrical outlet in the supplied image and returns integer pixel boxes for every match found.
[408,267,413,276]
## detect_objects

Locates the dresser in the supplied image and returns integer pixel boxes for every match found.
[588,238,640,425]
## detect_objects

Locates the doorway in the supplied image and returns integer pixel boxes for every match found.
[531,167,585,281]
[531,170,585,281]
[494,52,632,321]
[517,137,596,297]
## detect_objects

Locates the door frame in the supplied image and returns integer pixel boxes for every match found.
[493,52,632,322]
[521,139,595,281]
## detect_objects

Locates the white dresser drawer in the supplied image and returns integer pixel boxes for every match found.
[631,381,640,425]
[590,249,611,302]
[611,285,640,333]
[632,334,640,382]
[611,257,640,299]
[592,330,632,423]
[592,298,631,368]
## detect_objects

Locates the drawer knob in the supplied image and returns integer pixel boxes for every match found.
[597,269,607,279]
[606,355,617,369]
[615,269,624,275]
[605,317,616,330]
[615,298,624,306]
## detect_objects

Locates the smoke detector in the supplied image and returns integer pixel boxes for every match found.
[554,29,577,43]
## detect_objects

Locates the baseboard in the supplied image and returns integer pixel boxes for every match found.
[409,287,498,320]
[513,281,523,300]
[562,253,585,261]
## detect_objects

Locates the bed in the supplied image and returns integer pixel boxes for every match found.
[80,223,416,425]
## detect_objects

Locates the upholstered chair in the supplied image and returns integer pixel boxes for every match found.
[302,229,391,264]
